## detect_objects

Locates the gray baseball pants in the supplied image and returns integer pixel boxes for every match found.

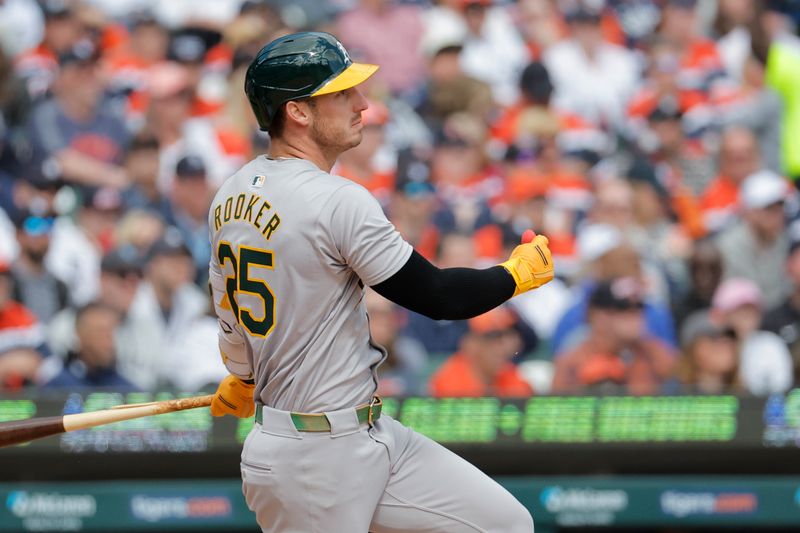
[240,404,534,532]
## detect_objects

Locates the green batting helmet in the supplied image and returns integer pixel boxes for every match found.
[245,32,379,131]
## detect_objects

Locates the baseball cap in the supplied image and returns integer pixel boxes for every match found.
[175,155,207,180]
[739,170,788,210]
[680,310,736,348]
[576,223,623,263]
[589,277,645,311]
[101,246,142,276]
[41,0,73,18]
[564,6,602,24]
[146,228,192,261]
[169,34,207,64]
[648,98,683,122]
[14,213,55,236]
[519,62,553,104]
[401,181,436,199]
[58,40,100,68]
[468,307,517,335]
[712,278,762,312]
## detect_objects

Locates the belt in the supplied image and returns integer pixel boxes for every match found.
[254,396,382,432]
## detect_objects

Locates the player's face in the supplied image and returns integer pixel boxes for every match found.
[308,86,369,153]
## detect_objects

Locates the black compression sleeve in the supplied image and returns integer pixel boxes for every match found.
[371,250,516,320]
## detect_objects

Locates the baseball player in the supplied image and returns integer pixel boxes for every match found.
[207,32,553,533]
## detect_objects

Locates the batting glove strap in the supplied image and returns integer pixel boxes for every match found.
[498,235,554,296]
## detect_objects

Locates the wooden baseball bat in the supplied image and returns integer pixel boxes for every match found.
[0,394,214,449]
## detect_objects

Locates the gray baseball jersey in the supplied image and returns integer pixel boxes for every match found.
[208,156,412,412]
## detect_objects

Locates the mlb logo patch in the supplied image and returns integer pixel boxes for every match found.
[252,175,266,188]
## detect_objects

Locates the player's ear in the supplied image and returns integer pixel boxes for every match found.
[285,100,312,128]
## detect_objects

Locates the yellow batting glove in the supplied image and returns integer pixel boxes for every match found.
[499,230,554,296]
[210,375,256,418]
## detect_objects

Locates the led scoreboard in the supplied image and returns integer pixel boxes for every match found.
[2,390,800,479]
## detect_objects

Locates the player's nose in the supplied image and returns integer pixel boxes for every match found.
[352,86,369,113]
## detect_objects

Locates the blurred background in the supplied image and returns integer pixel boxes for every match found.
[2,0,800,531]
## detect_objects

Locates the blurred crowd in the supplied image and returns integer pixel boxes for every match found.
[2,0,800,398]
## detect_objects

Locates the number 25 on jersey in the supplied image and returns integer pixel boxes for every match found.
[217,242,276,338]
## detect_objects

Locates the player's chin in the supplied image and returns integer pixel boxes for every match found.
[347,130,364,148]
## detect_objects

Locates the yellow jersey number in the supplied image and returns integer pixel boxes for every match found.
[217,242,276,338]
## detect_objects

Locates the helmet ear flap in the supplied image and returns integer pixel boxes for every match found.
[245,80,274,131]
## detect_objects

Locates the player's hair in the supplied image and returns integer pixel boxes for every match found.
[268,97,315,139]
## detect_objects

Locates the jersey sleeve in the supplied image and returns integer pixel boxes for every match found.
[208,246,254,381]
[325,182,413,287]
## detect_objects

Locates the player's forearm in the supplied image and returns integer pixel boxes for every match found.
[372,250,515,320]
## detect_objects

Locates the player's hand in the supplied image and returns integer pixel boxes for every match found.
[210,375,256,418]
[498,229,554,296]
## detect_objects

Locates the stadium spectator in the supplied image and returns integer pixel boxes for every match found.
[543,4,638,128]
[755,0,800,181]
[114,209,166,260]
[677,309,741,394]
[715,53,782,174]
[430,113,500,232]
[456,0,529,106]
[762,222,800,384]
[118,230,207,389]
[46,186,124,306]
[121,134,174,222]
[714,0,757,80]
[0,262,43,390]
[44,301,135,389]
[9,212,69,323]
[336,0,426,97]
[46,245,142,360]
[169,155,213,283]
[389,180,442,261]
[104,10,169,124]
[712,277,793,395]
[14,0,80,100]
[552,277,676,395]
[716,170,791,309]
[143,61,246,190]
[403,232,475,355]
[416,43,494,127]
[550,223,677,356]
[367,290,428,396]
[655,0,726,111]
[672,239,724,329]
[700,126,762,233]
[429,306,532,397]
[333,101,396,208]
[164,290,229,392]
[0,0,45,59]
[24,40,131,189]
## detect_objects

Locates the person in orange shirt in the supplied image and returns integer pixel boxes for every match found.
[429,306,533,397]
[700,126,761,233]
[0,263,44,390]
[552,277,676,395]
[334,100,395,208]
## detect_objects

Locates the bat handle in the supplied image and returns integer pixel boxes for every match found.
[0,416,64,449]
